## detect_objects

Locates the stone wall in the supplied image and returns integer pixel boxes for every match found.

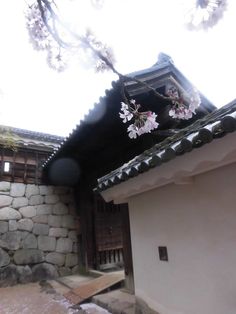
[0,181,80,287]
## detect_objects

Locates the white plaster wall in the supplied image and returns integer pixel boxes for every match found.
[128,162,236,314]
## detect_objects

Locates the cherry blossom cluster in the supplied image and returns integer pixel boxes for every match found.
[184,0,227,30]
[119,100,159,139]
[26,2,69,72]
[167,86,201,120]
[83,30,115,73]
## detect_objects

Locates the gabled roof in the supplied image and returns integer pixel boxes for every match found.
[0,125,63,151]
[43,53,216,168]
[96,99,236,192]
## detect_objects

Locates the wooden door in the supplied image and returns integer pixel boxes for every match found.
[94,196,124,270]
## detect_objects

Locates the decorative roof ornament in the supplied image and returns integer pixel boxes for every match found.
[184,0,227,31]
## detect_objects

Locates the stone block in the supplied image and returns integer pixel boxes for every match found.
[39,185,54,195]
[38,235,56,252]
[9,220,18,231]
[0,239,8,250]
[13,249,44,265]
[0,207,21,221]
[0,195,13,208]
[32,215,48,224]
[52,202,68,215]
[19,206,36,218]
[32,263,58,281]
[0,265,18,287]
[72,265,80,274]
[25,185,39,199]
[36,204,52,215]
[68,230,77,241]
[17,265,32,284]
[56,238,73,253]
[0,221,8,233]
[29,195,44,206]
[12,197,28,209]
[22,233,37,249]
[65,253,78,267]
[10,183,25,197]
[48,215,62,227]
[59,267,72,277]
[61,215,75,229]
[0,248,10,267]
[72,242,79,253]
[0,231,21,250]
[45,252,65,266]
[33,223,49,236]
[17,218,34,232]
[49,228,68,238]
[0,182,10,192]
[45,195,59,204]
[18,231,29,240]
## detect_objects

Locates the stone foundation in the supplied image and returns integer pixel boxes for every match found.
[0,182,80,287]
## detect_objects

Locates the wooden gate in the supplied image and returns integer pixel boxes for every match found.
[94,196,124,270]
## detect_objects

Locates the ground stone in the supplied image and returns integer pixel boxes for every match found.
[0,207,21,220]
[65,253,78,267]
[9,220,18,231]
[61,215,75,229]
[59,267,72,277]
[0,248,10,267]
[48,215,62,227]
[32,215,48,224]
[0,231,21,250]
[29,195,44,206]
[39,185,54,195]
[18,218,34,232]
[52,202,68,215]
[38,235,56,252]
[45,252,65,266]
[17,265,32,284]
[25,185,39,199]
[32,263,58,281]
[45,195,59,204]
[56,238,73,253]
[10,183,26,197]
[0,195,13,208]
[33,223,49,235]
[22,233,37,249]
[36,204,52,215]
[13,249,44,265]
[19,206,36,218]
[49,228,68,238]
[0,221,8,233]
[12,197,28,209]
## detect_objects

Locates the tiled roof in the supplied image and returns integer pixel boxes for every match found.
[96,99,236,192]
[0,125,63,143]
[43,53,215,168]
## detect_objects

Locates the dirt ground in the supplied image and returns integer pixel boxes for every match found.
[0,281,110,314]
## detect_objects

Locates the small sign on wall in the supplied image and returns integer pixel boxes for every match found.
[158,246,168,261]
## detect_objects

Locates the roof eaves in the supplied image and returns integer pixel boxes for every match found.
[96,100,236,192]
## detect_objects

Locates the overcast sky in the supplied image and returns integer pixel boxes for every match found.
[0,0,236,136]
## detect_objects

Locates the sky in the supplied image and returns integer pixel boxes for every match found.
[0,0,236,136]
